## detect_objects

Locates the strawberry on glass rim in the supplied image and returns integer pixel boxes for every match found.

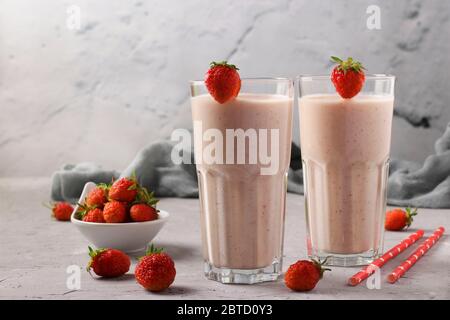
[204,61,241,104]
[330,56,366,99]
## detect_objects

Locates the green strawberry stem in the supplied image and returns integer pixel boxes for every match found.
[123,171,159,208]
[87,246,106,271]
[97,182,110,190]
[210,61,239,70]
[134,186,159,208]
[126,172,139,191]
[312,257,332,278]
[76,202,97,219]
[138,244,164,261]
[146,244,164,255]
[405,207,418,228]
[331,56,365,73]
[42,202,54,210]
[88,246,96,258]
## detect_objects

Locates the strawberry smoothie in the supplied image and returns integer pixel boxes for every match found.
[299,94,394,262]
[191,91,292,282]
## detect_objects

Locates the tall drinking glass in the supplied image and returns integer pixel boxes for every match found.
[190,78,293,283]
[298,75,395,266]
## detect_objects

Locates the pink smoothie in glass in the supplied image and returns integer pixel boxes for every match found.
[299,94,394,255]
[191,93,292,269]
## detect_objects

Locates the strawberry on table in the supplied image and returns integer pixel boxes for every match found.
[205,61,241,104]
[103,201,127,223]
[109,177,138,203]
[49,202,73,221]
[330,56,366,99]
[87,247,130,278]
[284,259,330,292]
[385,207,418,231]
[135,245,176,292]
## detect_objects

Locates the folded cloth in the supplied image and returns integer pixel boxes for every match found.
[386,123,450,208]
[51,124,450,208]
[51,163,119,203]
[120,140,198,198]
[51,141,199,202]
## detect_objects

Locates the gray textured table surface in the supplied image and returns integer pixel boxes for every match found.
[0,177,449,300]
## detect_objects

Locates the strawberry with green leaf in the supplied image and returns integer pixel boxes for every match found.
[205,61,241,104]
[81,207,105,223]
[130,188,159,222]
[46,202,73,221]
[109,176,138,203]
[284,258,331,292]
[87,246,130,278]
[385,207,418,231]
[85,183,109,208]
[135,244,176,291]
[330,56,366,99]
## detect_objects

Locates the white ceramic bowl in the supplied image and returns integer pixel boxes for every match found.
[71,182,169,253]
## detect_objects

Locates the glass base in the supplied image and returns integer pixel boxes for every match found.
[309,249,380,267]
[204,260,282,284]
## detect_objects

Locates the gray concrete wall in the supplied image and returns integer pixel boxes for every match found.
[1,0,449,176]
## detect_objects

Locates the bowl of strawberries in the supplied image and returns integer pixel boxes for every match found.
[71,177,169,253]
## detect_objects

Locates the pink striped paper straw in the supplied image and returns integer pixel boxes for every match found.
[387,226,445,284]
[348,229,424,286]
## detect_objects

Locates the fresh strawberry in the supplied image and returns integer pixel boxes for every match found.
[284,259,330,292]
[75,202,93,220]
[130,204,158,222]
[82,208,105,223]
[135,245,176,292]
[130,187,159,222]
[204,61,241,104]
[103,201,127,223]
[49,202,73,221]
[86,184,108,208]
[87,247,130,278]
[385,207,418,231]
[109,177,138,203]
[330,56,366,99]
